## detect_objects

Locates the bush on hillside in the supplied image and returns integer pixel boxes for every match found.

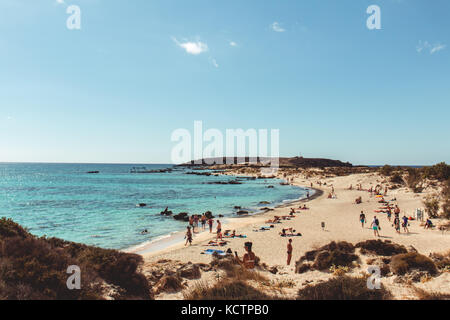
[0,218,151,300]
[297,276,391,300]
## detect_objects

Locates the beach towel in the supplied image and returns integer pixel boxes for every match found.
[202,249,226,256]
[224,235,247,239]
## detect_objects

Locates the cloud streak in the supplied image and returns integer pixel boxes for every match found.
[416,41,446,55]
[271,22,285,33]
[172,37,208,55]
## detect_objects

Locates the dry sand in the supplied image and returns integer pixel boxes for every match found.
[129,170,450,299]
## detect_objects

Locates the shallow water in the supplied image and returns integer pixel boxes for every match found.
[0,163,307,249]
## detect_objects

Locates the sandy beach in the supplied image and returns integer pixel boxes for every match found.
[131,169,450,299]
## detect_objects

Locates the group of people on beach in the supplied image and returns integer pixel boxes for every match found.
[359,203,412,237]
[185,214,223,246]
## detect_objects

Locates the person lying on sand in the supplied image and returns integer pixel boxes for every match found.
[279,228,301,237]
[266,216,281,224]
[298,204,309,210]
[205,240,228,246]
[355,196,362,204]
[235,242,256,269]
[253,226,271,232]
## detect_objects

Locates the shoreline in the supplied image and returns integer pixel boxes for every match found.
[125,182,320,256]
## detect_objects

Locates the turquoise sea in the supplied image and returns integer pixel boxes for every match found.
[0,163,308,250]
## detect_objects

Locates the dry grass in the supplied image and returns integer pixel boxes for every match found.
[413,287,450,300]
[297,276,392,300]
[390,252,438,275]
[296,241,358,272]
[183,280,275,300]
[355,240,407,256]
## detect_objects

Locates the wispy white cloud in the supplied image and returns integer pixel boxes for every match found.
[271,22,285,33]
[55,0,65,5]
[229,41,238,47]
[416,40,446,55]
[172,37,208,55]
[210,58,219,68]
[430,43,446,54]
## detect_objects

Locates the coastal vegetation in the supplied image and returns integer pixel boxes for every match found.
[297,276,392,300]
[0,218,151,300]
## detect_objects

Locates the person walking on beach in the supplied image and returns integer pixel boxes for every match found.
[371,216,381,237]
[360,211,366,228]
[208,218,213,233]
[235,242,256,269]
[287,239,293,266]
[185,226,193,246]
[402,215,409,234]
[216,220,222,241]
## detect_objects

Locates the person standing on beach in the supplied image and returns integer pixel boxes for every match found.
[394,216,401,234]
[194,215,199,232]
[189,215,194,232]
[287,239,293,265]
[387,207,392,222]
[208,218,213,233]
[360,211,366,228]
[371,216,381,237]
[216,220,222,241]
[201,214,206,230]
[185,226,192,246]
[394,205,400,217]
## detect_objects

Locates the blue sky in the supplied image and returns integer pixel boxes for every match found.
[0,0,449,165]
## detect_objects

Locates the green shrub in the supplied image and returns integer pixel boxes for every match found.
[423,197,440,218]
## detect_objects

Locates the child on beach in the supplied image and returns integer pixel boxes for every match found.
[185,226,192,246]
[394,216,401,234]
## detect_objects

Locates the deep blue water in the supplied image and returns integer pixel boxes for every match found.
[0,163,306,249]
